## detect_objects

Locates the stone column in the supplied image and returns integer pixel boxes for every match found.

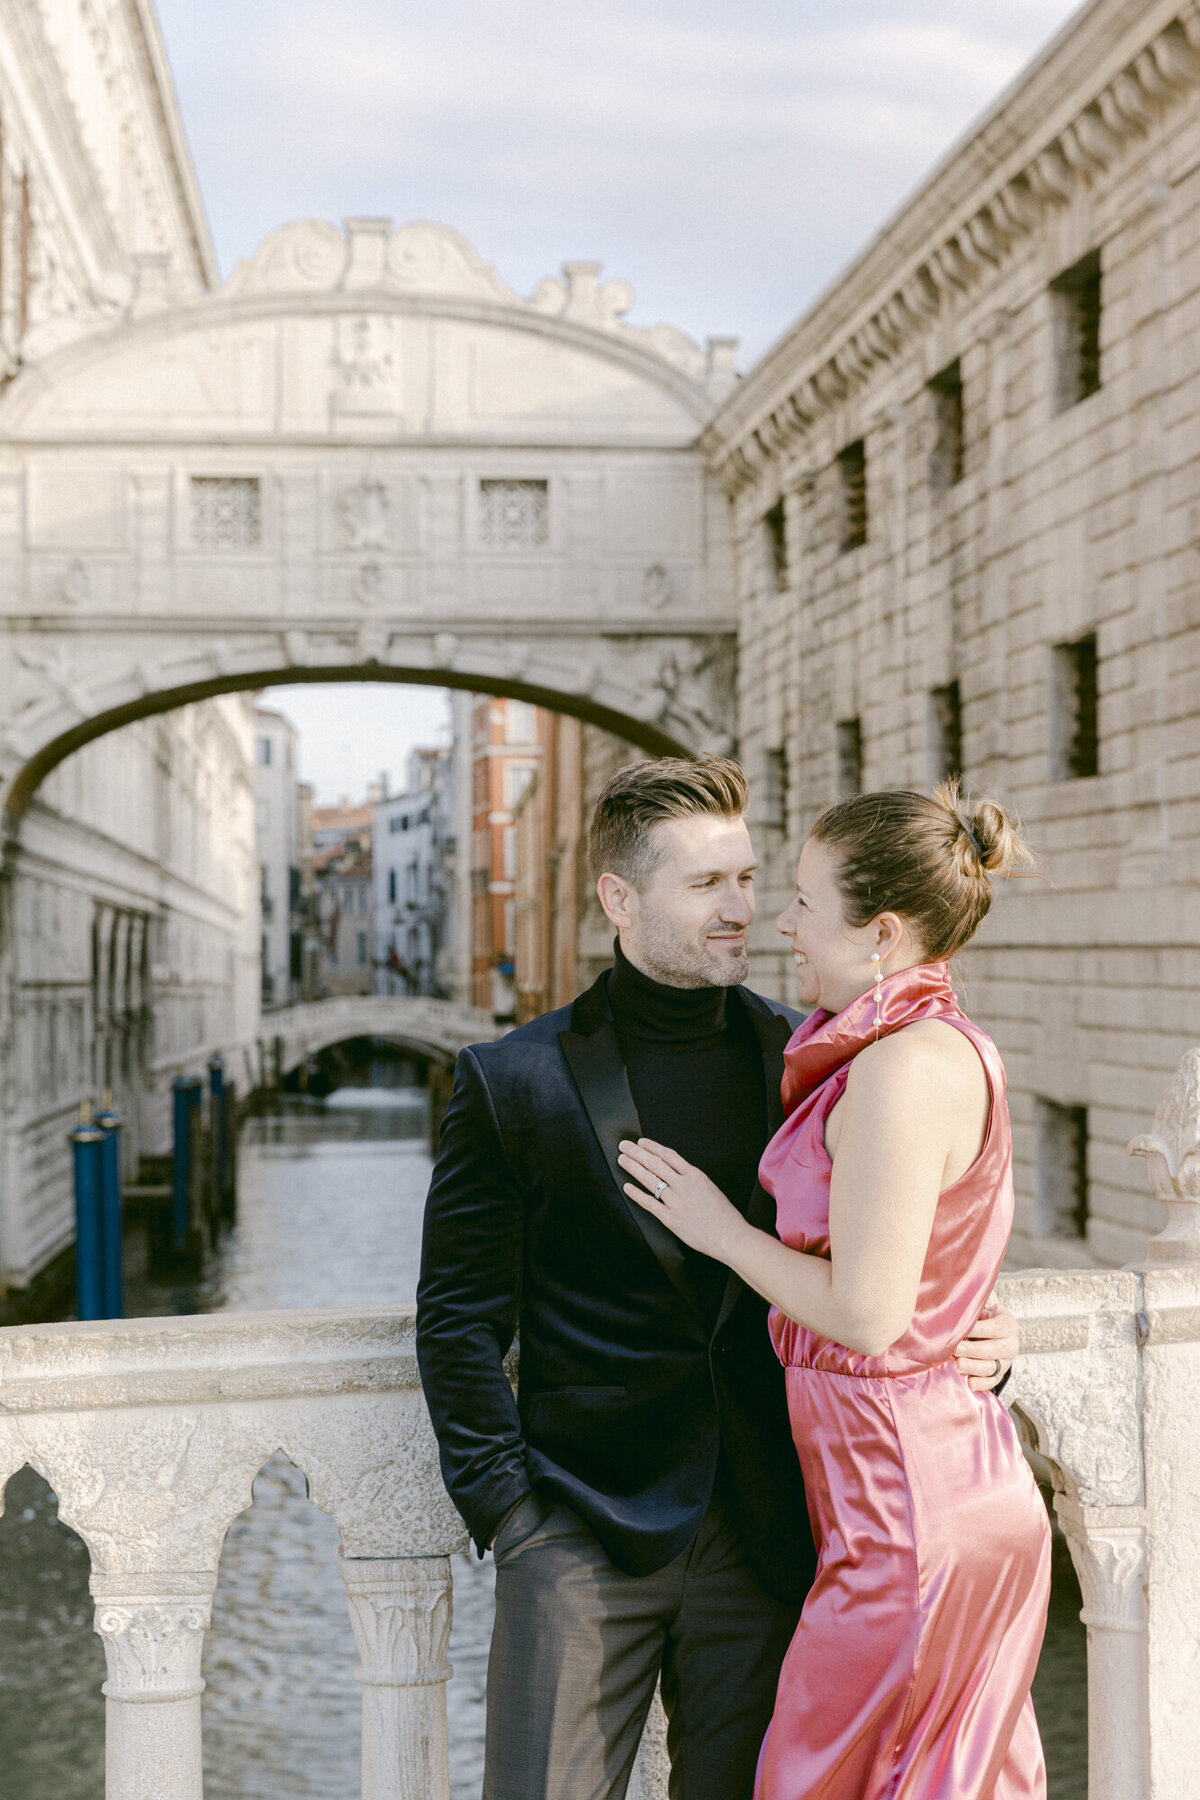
[340,1552,453,1800]
[91,1570,215,1800]
[1055,1502,1149,1800]
[629,1685,671,1800]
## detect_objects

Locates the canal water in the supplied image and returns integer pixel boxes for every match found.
[0,1086,1086,1797]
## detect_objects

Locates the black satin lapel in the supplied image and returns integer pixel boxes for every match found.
[739,997,794,1135]
[712,1176,781,1340]
[713,995,792,1339]
[558,1023,708,1323]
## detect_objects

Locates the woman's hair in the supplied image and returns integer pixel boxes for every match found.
[808,779,1034,960]
[588,755,748,888]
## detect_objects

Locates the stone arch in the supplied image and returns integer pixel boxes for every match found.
[0,217,740,837]
[1,660,692,839]
[263,998,495,1085]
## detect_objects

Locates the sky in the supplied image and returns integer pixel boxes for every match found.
[153,0,1085,800]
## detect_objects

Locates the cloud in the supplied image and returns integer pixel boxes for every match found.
[156,0,1083,357]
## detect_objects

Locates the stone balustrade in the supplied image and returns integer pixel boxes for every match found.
[1,1050,1199,1798]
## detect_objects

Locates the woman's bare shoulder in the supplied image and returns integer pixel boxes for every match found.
[850,1018,984,1097]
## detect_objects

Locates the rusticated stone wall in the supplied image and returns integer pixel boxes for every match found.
[708,0,1200,1267]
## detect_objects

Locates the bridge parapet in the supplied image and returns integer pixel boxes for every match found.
[1,1055,1198,1796]
[263,995,498,1077]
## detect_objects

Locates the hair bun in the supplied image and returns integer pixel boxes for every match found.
[933,779,1034,882]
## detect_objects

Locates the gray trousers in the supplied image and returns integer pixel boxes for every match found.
[483,1483,800,1800]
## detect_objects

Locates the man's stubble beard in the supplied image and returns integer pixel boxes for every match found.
[633,903,750,990]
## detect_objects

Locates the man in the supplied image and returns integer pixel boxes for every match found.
[416,756,1016,1800]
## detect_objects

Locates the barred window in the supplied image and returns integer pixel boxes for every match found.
[191,477,261,548]
[761,747,788,830]
[1051,634,1099,779]
[836,717,863,797]
[837,441,867,552]
[1051,250,1102,411]
[479,479,549,549]
[761,499,788,592]
[928,360,964,491]
[929,680,963,783]
[1035,1099,1089,1239]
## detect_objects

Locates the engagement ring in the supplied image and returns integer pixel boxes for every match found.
[654,1179,667,1200]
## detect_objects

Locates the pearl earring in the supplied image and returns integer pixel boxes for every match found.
[871,952,883,1040]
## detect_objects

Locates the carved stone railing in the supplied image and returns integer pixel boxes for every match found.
[999,1045,1200,1800]
[2,1050,1199,1798]
[0,1308,467,1800]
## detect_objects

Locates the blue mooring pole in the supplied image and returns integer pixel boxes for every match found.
[69,1103,105,1321]
[95,1091,124,1319]
[208,1052,227,1213]
[172,1075,194,1252]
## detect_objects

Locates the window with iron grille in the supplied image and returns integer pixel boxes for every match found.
[928,360,964,491]
[929,680,963,783]
[1051,634,1099,779]
[479,479,549,549]
[836,717,863,797]
[1051,250,1102,411]
[762,498,788,592]
[837,441,867,552]
[761,748,789,830]
[190,476,262,548]
[1035,1098,1089,1239]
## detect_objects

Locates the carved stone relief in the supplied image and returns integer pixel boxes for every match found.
[342,478,390,552]
[644,638,737,754]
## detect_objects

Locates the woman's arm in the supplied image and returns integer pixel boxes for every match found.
[619,1025,978,1358]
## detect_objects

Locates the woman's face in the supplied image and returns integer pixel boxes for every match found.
[775,837,909,1014]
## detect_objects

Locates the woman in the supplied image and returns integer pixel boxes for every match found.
[618,785,1050,1800]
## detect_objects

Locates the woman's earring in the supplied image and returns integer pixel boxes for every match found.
[871,953,883,1040]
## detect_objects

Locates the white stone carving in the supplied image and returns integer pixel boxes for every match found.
[355,562,384,608]
[224,220,349,296]
[1062,1518,1147,1634]
[93,1579,214,1702]
[60,558,92,607]
[356,622,388,663]
[386,223,514,304]
[646,638,736,754]
[341,1555,454,1800]
[332,316,399,415]
[343,478,390,551]
[190,478,261,550]
[16,644,92,718]
[340,1555,453,1688]
[478,479,550,550]
[1130,1047,1200,1260]
[641,563,672,610]
[214,221,719,389]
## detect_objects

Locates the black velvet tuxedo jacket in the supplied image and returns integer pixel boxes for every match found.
[415,969,818,1606]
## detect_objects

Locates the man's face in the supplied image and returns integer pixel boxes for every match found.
[616,814,757,988]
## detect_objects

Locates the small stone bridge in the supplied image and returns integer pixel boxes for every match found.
[261,995,498,1081]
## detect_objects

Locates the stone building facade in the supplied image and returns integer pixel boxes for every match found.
[705,0,1200,1267]
[253,706,304,1009]
[0,3,257,1288]
[310,798,375,998]
[373,745,458,999]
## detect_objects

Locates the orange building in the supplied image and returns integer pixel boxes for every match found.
[512,714,585,1025]
[468,698,546,1020]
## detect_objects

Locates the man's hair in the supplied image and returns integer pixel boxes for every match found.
[587,755,749,889]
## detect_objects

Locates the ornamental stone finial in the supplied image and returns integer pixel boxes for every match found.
[1129,1047,1200,1261]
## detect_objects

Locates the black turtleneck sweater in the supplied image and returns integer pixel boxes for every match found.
[608,940,768,1327]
